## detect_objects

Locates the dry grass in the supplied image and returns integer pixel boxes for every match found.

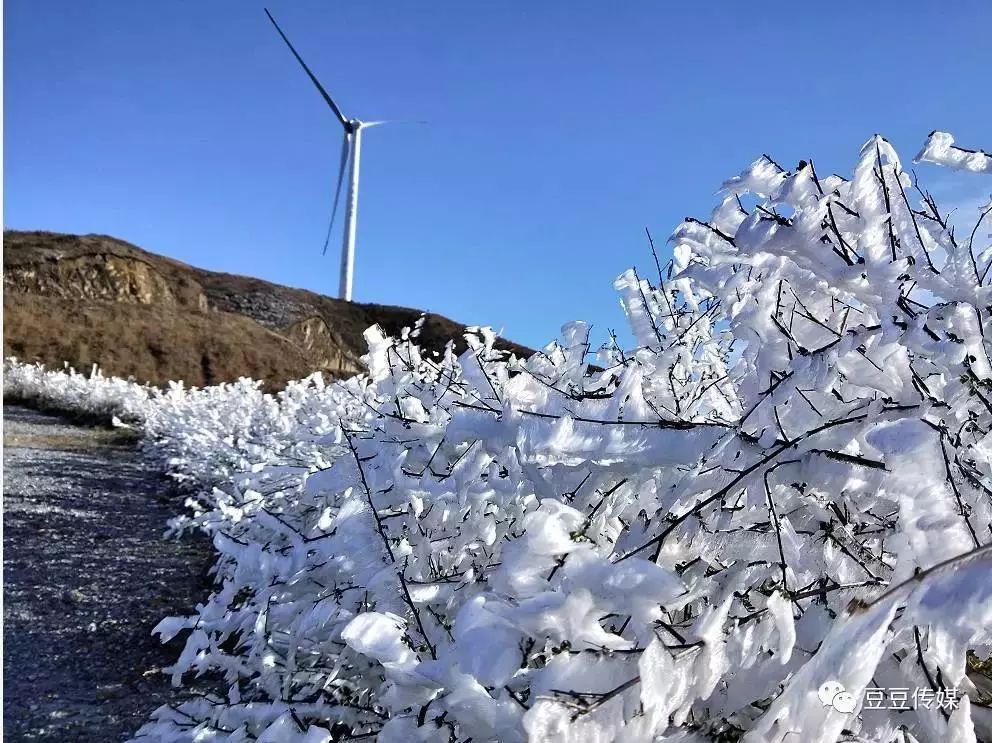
[3,293,316,390]
[4,429,140,450]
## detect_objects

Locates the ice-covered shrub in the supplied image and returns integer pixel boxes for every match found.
[128,132,992,742]
[2,359,361,497]
[11,131,992,742]
[3,359,154,422]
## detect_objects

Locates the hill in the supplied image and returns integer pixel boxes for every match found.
[2,230,533,388]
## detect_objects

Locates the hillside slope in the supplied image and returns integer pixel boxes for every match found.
[3,230,532,388]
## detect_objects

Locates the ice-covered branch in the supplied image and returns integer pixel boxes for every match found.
[916,131,992,174]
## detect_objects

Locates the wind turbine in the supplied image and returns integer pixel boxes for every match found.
[264,8,383,302]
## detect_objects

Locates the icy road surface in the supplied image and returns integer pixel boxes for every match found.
[3,405,214,741]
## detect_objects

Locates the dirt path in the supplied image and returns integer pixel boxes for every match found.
[3,405,214,741]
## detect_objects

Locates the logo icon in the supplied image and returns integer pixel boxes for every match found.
[818,681,857,714]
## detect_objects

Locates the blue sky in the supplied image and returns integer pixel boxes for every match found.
[5,0,991,350]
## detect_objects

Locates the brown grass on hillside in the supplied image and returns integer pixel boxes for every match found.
[3,294,317,389]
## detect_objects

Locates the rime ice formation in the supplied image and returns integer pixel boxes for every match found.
[6,132,992,743]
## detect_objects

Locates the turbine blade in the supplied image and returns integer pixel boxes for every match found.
[264,8,349,129]
[362,119,428,128]
[322,133,352,256]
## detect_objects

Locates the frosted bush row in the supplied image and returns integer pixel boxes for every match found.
[2,360,361,495]
[135,131,992,743]
[135,132,992,743]
[3,359,155,422]
[8,132,992,742]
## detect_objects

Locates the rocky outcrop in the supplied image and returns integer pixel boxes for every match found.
[4,254,208,311]
[2,230,533,388]
[284,316,363,378]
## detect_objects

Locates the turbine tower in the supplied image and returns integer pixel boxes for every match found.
[265,8,378,302]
